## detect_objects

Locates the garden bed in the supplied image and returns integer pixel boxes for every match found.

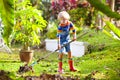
[0,70,12,80]
[25,73,80,80]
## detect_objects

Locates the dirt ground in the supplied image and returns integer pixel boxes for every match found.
[25,73,80,80]
[0,70,12,80]
[0,70,95,80]
[0,70,80,80]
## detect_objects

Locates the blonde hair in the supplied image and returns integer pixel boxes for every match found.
[58,11,70,20]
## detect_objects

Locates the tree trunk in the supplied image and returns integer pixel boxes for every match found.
[109,0,115,11]
[109,0,115,22]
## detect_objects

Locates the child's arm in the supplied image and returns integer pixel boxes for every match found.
[73,30,76,41]
[57,26,62,49]
[70,22,76,41]
[57,36,61,49]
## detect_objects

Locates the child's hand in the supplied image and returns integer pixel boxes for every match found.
[72,38,76,41]
[58,45,61,50]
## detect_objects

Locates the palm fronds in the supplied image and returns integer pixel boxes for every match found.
[102,20,120,40]
[0,0,14,45]
[105,21,120,38]
[87,0,120,20]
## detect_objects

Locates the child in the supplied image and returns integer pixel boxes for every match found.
[57,11,77,73]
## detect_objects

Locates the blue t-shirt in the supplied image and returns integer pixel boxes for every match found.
[57,21,76,42]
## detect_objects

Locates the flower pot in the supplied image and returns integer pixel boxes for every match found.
[19,50,34,64]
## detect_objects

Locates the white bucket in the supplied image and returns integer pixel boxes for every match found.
[45,39,88,57]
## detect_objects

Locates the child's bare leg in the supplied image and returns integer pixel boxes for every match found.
[59,53,63,59]
[68,51,72,59]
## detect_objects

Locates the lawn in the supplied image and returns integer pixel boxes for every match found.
[0,29,120,80]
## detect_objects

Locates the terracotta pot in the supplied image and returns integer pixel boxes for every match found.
[19,50,34,64]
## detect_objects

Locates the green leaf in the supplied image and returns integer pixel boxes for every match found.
[105,21,120,38]
[0,0,14,45]
[87,0,120,20]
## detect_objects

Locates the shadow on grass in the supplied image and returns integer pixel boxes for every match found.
[0,60,21,63]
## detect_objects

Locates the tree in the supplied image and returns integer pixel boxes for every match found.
[50,0,78,19]
[14,0,47,49]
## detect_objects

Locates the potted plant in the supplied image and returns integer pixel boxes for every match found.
[14,0,47,65]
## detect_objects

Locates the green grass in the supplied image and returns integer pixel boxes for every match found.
[78,29,120,52]
[0,29,120,80]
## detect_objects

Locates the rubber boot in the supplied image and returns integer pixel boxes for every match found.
[68,60,77,72]
[58,62,63,73]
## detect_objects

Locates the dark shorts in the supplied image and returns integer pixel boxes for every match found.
[59,40,71,53]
